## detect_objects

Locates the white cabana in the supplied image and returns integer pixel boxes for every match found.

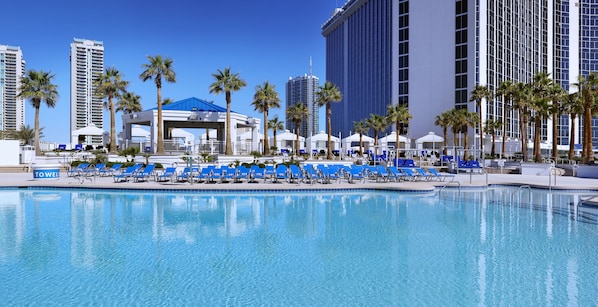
[342,133,374,152]
[416,131,444,153]
[271,130,305,152]
[378,132,411,149]
[238,130,264,142]
[71,123,106,145]
[306,131,340,153]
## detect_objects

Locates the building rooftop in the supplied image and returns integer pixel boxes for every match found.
[150,97,230,113]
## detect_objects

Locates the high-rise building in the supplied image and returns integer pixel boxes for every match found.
[286,71,319,138]
[322,0,597,150]
[0,45,25,133]
[70,38,104,144]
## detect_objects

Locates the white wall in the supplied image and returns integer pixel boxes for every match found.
[0,140,20,166]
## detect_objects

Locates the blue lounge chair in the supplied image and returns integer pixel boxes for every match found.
[113,164,142,182]
[288,164,304,184]
[274,165,289,183]
[176,167,199,182]
[234,166,251,183]
[133,164,156,182]
[304,164,322,184]
[265,165,276,182]
[387,166,407,182]
[426,168,455,182]
[347,165,366,184]
[249,165,266,183]
[67,163,89,177]
[99,163,122,177]
[318,165,342,184]
[156,167,177,182]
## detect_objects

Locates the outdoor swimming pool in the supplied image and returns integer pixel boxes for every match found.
[0,187,596,305]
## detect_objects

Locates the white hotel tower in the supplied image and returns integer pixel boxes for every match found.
[0,45,25,132]
[70,38,104,145]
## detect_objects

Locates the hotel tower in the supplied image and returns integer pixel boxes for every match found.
[0,45,25,133]
[70,38,104,145]
[322,0,598,150]
[286,69,320,138]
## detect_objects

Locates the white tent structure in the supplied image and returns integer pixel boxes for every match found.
[342,133,374,152]
[71,123,106,145]
[416,132,444,153]
[306,131,340,154]
[131,125,151,139]
[237,130,264,142]
[378,132,411,150]
[271,130,305,152]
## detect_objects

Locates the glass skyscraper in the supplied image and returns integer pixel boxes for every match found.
[322,0,598,149]
[285,73,319,138]
[0,45,25,133]
[70,38,104,145]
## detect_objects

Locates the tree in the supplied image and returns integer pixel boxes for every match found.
[483,119,502,157]
[140,55,176,154]
[316,81,343,159]
[286,102,309,155]
[496,80,515,156]
[116,92,143,114]
[386,103,412,151]
[469,85,493,158]
[251,81,281,155]
[94,67,129,153]
[366,113,388,158]
[268,116,284,153]
[573,72,598,163]
[162,97,174,105]
[548,83,567,161]
[434,111,451,155]
[209,67,246,155]
[14,124,43,145]
[17,70,58,156]
[530,72,553,162]
[563,92,584,160]
[353,120,369,157]
[512,82,532,161]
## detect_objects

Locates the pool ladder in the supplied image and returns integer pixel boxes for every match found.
[438,181,461,196]
[510,185,531,204]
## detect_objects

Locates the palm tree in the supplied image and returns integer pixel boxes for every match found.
[116,92,143,114]
[353,120,368,157]
[14,124,42,145]
[512,82,532,161]
[286,102,309,155]
[268,116,284,153]
[483,119,502,157]
[209,67,246,155]
[386,103,412,150]
[162,97,174,105]
[17,70,58,156]
[366,113,388,157]
[316,81,343,159]
[573,72,598,163]
[139,55,176,154]
[563,92,584,160]
[251,81,281,155]
[548,83,567,161]
[94,67,129,153]
[447,108,462,149]
[434,111,451,155]
[496,80,515,156]
[469,85,493,158]
[530,72,553,162]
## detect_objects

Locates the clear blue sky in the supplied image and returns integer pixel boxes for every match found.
[2,0,339,144]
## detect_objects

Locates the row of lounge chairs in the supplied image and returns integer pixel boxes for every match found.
[68,162,456,184]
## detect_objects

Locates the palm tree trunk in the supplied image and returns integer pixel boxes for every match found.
[569,114,576,160]
[156,86,164,154]
[225,91,232,155]
[442,127,447,156]
[395,122,400,151]
[463,127,469,160]
[295,121,300,156]
[359,134,363,157]
[34,105,41,156]
[491,132,496,157]
[109,96,116,153]
[263,110,269,155]
[585,106,595,162]
[552,110,558,161]
[326,103,332,160]
[534,117,542,162]
[502,100,508,157]
[478,106,483,159]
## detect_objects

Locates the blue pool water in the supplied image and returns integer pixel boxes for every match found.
[0,187,596,305]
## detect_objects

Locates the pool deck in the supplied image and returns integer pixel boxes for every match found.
[1,170,597,192]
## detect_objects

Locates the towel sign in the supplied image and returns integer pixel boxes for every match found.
[33,165,61,180]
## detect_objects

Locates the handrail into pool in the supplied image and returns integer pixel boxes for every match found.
[511,185,531,204]
[438,181,461,196]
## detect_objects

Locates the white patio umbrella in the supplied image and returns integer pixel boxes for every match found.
[71,123,106,144]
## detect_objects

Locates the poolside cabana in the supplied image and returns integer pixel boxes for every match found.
[71,123,106,147]
[416,131,444,154]
[306,131,340,154]
[271,130,305,153]
[342,133,374,153]
[378,132,411,150]
[121,97,260,154]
